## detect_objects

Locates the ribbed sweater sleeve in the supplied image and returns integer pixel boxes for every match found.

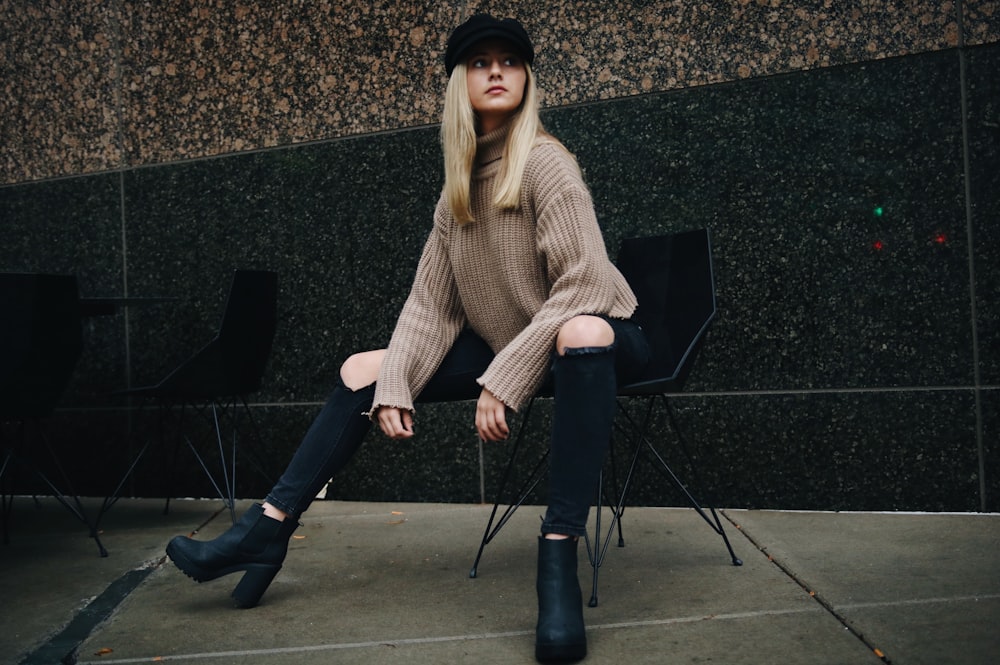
[476,143,634,409]
[371,201,466,414]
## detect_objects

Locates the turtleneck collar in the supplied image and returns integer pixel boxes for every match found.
[474,121,511,171]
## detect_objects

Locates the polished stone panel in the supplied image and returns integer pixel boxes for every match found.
[0,173,128,403]
[544,48,972,392]
[617,390,983,512]
[0,175,122,294]
[119,127,443,401]
[968,47,1000,516]
[331,390,984,511]
[967,44,1000,385]
[984,390,999,512]
[25,387,987,512]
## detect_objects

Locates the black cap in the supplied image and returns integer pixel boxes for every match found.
[444,14,534,76]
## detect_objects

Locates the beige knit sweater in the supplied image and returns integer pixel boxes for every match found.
[371,124,637,414]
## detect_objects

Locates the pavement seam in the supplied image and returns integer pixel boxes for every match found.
[17,505,229,665]
[838,594,1000,611]
[723,511,893,664]
[71,595,1000,664]
[71,607,827,664]
[18,561,163,665]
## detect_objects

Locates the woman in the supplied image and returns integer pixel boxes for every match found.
[167,14,649,663]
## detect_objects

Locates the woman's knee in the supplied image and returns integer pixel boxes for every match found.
[555,315,614,356]
[340,349,385,390]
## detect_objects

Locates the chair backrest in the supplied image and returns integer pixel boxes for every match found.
[0,273,83,419]
[615,229,716,393]
[216,270,279,394]
[149,270,277,398]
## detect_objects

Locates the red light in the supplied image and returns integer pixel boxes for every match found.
[873,240,885,251]
[934,233,947,245]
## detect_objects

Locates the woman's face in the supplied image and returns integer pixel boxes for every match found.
[465,38,527,134]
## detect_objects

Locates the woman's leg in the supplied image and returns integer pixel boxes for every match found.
[535,315,649,663]
[263,331,491,519]
[541,316,616,539]
[543,315,649,537]
[262,349,384,521]
[166,349,384,608]
[166,331,494,608]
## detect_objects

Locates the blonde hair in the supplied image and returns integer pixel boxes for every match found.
[441,61,543,225]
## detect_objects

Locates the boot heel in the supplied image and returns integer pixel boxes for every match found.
[536,537,587,663]
[231,564,281,608]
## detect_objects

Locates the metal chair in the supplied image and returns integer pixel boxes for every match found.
[469,229,741,606]
[0,273,104,553]
[99,270,278,526]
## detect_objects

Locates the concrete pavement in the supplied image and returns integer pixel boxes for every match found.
[2,498,998,664]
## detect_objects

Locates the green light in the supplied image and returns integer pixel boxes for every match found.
[873,206,884,217]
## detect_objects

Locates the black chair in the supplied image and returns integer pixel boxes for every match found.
[469,229,741,606]
[0,273,104,553]
[99,270,278,526]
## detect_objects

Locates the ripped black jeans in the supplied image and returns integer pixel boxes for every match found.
[265,316,650,537]
[541,316,650,536]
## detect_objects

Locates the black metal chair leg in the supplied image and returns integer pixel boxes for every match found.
[469,398,547,579]
[2,423,108,557]
[163,410,181,516]
[660,397,742,566]
[207,400,237,523]
[587,475,604,607]
[1,448,12,546]
[237,395,276,486]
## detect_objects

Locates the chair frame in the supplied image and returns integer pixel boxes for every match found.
[98,391,273,526]
[98,270,277,529]
[0,273,107,555]
[2,418,108,555]
[467,229,742,606]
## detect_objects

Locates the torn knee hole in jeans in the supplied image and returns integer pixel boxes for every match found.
[561,343,615,357]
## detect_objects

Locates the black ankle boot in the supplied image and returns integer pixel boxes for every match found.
[166,503,298,608]
[535,536,587,662]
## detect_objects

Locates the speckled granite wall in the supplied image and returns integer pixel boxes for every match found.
[2,1,997,183]
[1,1,998,513]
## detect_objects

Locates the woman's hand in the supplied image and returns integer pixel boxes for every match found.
[377,406,414,439]
[476,387,510,441]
